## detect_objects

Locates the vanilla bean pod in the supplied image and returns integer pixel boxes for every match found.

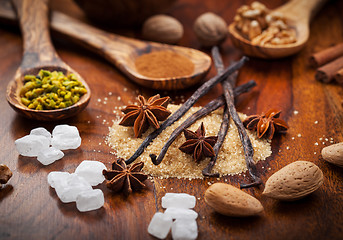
[203,46,236,177]
[150,80,256,165]
[218,60,261,188]
[224,78,261,188]
[125,56,249,164]
[202,106,229,177]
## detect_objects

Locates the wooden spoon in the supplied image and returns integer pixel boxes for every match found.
[6,0,91,121]
[228,0,328,59]
[0,0,211,90]
[51,13,211,90]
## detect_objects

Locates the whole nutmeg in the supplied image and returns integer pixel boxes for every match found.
[193,12,228,47]
[142,14,183,44]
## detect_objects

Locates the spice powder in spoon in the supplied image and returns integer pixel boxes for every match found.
[135,51,195,78]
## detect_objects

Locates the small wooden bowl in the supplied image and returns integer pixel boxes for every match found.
[6,66,91,121]
[228,0,327,59]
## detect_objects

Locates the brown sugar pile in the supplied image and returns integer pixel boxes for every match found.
[135,51,195,78]
[107,104,272,179]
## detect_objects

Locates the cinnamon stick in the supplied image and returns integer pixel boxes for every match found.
[310,43,343,67]
[315,56,343,83]
[334,67,343,84]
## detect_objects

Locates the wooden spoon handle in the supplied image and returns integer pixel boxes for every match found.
[1,1,168,77]
[51,12,143,71]
[276,0,328,23]
[1,2,140,70]
[12,0,63,71]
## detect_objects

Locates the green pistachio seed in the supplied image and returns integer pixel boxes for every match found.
[20,69,87,110]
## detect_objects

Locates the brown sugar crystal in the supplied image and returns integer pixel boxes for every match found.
[107,105,272,179]
[135,51,195,78]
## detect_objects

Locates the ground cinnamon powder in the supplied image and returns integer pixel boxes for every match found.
[135,51,195,78]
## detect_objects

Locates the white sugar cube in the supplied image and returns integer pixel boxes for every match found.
[76,189,104,212]
[47,171,71,188]
[164,208,198,220]
[51,125,81,150]
[75,160,106,186]
[55,173,92,203]
[15,135,50,157]
[52,124,79,137]
[171,219,198,240]
[37,147,64,165]
[162,193,196,209]
[148,212,173,239]
[30,127,52,140]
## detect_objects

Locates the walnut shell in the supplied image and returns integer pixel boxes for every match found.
[142,15,184,44]
[193,12,228,47]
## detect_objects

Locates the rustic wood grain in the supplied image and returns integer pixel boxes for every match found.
[0,0,343,239]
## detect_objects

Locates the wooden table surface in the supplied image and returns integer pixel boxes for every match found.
[1,0,343,239]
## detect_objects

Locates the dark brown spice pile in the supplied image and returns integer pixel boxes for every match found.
[135,51,195,78]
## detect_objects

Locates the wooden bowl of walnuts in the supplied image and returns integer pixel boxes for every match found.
[73,0,176,28]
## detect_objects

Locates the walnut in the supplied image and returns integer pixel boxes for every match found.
[248,20,262,40]
[233,1,296,46]
[266,12,284,24]
[142,14,184,44]
[242,9,262,19]
[0,164,12,188]
[251,1,268,12]
[193,12,228,47]
[269,20,287,30]
[237,5,250,15]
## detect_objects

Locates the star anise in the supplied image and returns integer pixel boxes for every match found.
[119,94,171,138]
[179,122,218,163]
[243,109,289,139]
[102,158,148,195]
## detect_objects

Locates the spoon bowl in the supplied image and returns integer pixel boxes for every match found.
[115,42,211,90]
[6,0,90,121]
[228,0,327,59]
[7,66,91,121]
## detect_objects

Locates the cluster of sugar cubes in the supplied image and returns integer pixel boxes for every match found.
[14,125,81,165]
[148,193,198,240]
[48,160,106,212]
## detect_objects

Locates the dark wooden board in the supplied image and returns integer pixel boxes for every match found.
[0,0,343,239]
